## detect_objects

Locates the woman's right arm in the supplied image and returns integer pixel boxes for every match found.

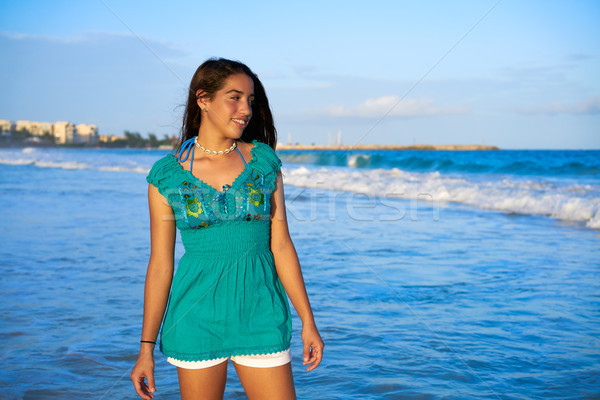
[130,184,176,400]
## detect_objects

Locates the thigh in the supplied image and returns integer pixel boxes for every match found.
[233,362,296,400]
[177,360,228,400]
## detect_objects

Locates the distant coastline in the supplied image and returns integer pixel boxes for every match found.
[276,143,500,151]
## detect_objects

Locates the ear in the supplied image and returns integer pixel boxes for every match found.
[196,90,209,108]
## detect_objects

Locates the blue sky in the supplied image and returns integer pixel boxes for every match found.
[1,0,598,149]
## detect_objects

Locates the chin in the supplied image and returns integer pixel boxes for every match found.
[221,128,243,140]
[232,130,246,139]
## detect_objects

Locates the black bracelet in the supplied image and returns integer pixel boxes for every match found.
[140,340,156,344]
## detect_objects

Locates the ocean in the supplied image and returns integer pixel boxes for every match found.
[0,146,598,399]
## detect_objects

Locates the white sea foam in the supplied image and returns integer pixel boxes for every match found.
[0,154,90,170]
[347,154,371,168]
[98,165,149,173]
[282,166,600,229]
[1,149,598,229]
[0,157,36,165]
[0,153,142,172]
[35,160,91,170]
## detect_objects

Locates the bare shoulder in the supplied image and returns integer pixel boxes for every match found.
[238,139,256,161]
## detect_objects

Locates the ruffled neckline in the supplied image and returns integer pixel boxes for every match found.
[167,139,261,195]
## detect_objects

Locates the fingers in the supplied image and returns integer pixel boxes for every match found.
[147,372,156,395]
[301,325,325,371]
[131,374,155,400]
[132,378,151,400]
[309,346,323,371]
[131,355,156,399]
[302,343,324,371]
[302,342,311,365]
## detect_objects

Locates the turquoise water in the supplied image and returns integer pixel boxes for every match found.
[0,147,599,399]
[279,149,600,179]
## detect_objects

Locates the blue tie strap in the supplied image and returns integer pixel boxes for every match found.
[235,146,247,166]
[178,136,197,172]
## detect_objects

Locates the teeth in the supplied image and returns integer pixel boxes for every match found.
[232,119,246,125]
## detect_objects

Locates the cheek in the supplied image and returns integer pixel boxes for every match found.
[219,102,235,116]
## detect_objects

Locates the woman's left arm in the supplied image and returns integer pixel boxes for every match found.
[270,171,324,371]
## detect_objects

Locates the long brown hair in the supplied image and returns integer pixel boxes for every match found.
[177,58,277,150]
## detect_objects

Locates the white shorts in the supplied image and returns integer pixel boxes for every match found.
[167,348,291,369]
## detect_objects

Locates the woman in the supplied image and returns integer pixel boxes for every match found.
[130,58,324,400]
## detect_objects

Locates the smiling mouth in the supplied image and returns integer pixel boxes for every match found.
[232,118,248,125]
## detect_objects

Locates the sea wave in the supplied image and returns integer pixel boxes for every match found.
[0,149,150,173]
[0,156,91,170]
[2,148,598,229]
[98,165,150,173]
[277,149,600,178]
[282,166,600,229]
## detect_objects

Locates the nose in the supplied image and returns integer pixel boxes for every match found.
[241,98,252,117]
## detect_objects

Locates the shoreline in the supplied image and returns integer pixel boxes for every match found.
[276,143,500,151]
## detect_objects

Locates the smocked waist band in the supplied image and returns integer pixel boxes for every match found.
[180,220,271,257]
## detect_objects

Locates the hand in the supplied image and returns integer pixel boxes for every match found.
[301,322,324,371]
[130,350,156,399]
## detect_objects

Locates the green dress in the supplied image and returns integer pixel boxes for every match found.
[146,139,292,362]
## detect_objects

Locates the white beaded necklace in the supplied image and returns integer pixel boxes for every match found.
[194,137,237,155]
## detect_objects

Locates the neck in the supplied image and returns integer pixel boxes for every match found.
[196,131,236,151]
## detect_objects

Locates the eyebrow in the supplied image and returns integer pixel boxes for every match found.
[225,89,255,96]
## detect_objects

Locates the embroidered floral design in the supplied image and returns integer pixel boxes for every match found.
[245,171,265,208]
[186,198,203,218]
[170,161,276,228]
[244,213,262,221]
[247,183,264,207]
[249,169,264,186]
[179,180,204,218]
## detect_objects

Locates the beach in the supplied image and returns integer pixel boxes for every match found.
[0,146,599,399]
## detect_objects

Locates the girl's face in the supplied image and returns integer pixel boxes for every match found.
[200,73,254,139]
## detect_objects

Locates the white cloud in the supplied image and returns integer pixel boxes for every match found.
[517,97,600,115]
[572,97,600,114]
[324,95,469,118]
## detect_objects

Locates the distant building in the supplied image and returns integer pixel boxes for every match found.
[76,124,98,144]
[16,120,33,133]
[98,134,124,143]
[54,121,75,144]
[2,119,99,144]
[0,119,15,135]
[15,120,53,136]
[37,122,54,136]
